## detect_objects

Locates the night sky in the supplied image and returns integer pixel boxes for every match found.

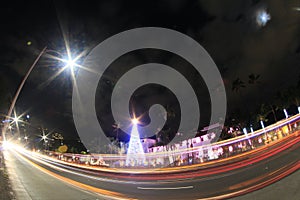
[1,0,300,142]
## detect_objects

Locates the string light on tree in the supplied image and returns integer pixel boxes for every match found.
[125,118,145,166]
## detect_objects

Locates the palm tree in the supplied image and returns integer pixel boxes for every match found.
[274,90,291,120]
[286,86,300,107]
[248,73,273,122]
[248,73,261,84]
[231,78,248,123]
[256,103,270,124]
[269,104,278,122]
[232,78,246,93]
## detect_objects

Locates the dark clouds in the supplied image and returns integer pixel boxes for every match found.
[198,0,300,108]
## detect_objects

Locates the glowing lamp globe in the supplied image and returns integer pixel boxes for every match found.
[132,118,139,125]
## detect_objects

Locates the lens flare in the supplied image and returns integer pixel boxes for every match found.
[3,141,15,150]
[256,10,271,27]
[131,118,139,125]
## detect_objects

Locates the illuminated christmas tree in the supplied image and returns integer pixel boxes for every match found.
[126,119,145,166]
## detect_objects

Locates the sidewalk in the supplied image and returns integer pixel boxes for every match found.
[0,151,15,200]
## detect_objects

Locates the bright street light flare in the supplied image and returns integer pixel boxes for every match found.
[13,116,19,123]
[3,141,15,150]
[131,118,139,125]
[256,10,271,27]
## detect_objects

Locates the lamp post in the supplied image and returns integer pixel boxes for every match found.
[2,46,78,141]
[2,47,47,141]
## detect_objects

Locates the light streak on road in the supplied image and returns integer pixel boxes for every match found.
[137,186,194,190]
[8,128,300,183]
[10,150,135,200]
[293,7,300,11]
[2,113,300,199]
[200,161,300,200]
[23,113,297,172]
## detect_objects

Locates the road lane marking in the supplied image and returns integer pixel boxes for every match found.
[137,186,194,190]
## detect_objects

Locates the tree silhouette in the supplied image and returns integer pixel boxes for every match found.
[286,86,300,107]
[275,90,292,110]
[248,73,260,84]
[256,103,270,123]
[232,78,246,93]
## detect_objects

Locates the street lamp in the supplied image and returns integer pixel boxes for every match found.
[42,135,47,140]
[65,57,76,69]
[2,47,47,141]
[2,46,81,141]
[12,116,19,123]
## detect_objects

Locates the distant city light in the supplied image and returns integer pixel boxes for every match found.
[26,114,30,119]
[218,147,223,154]
[3,141,14,150]
[283,109,288,119]
[13,116,19,123]
[65,57,76,69]
[256,10,271,27]
[238,143,243,149]
[260,120,265,129]
[298,106,300,114]
[250,126,254,133]
[293,7,300,11]
[243,128,248,135]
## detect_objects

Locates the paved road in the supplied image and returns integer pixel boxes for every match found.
[233,168,300,200]
[4,150,109,200]
[4,134,300,200]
